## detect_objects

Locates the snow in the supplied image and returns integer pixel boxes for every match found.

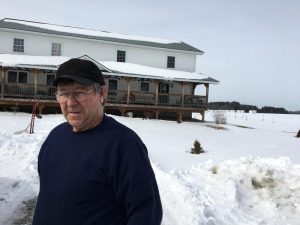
[4,18,180,44]
[0,54,213,83]
[0,54,70,67]
[101,61,211,82]
[0,111,300,224]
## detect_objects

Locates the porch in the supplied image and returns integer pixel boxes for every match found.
[0,83,208,121]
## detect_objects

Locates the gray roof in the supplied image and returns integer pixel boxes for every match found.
[0,18,204,54]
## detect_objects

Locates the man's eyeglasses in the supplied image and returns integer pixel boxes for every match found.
[56,90,94,103]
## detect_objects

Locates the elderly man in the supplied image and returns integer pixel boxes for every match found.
[32,58,163,225]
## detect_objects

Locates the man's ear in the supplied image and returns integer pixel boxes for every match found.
[99,86,107,104]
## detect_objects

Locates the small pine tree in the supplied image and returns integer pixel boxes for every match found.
[191,139,204,154]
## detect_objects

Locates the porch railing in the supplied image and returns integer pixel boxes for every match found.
[1,83,56,100]
[1,83,206,107]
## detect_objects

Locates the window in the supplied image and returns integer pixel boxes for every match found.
[46,73,55,85]
[167,56,175,68]
[7,71,28,83]
[13,38,24,53]
[108,80,118,90]
[159,83,169,93]
[8,71,17,83]
[117,50,126,62]
[141,82,149,92]
[18,72,28,83]
[51,43,62,56]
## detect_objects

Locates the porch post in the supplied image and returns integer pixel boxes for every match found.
[38,105,45,115]
[204,84,209,103]
[119,108,126,117]
[154,110,160,119]
[181,81,186,107]
[0,67,6,98]
[155,80,159,106]
[177,111,183,123]
[192,83,197,95]
[32,69,39,98]
[200,110,205,122]
[126,78,132,104]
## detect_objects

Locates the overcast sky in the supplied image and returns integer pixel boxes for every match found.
[1,0,300,110]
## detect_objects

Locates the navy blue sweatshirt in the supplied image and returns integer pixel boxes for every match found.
[32,115,162,225]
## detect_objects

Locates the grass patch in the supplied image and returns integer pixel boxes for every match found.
[205,125,228,130]
[233,125,254,129]
[12,197,37,225]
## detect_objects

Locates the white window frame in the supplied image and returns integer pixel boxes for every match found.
[117,50,126,62]
[167,56,175,68]
[51,43,62,56]
[13,38,24,53]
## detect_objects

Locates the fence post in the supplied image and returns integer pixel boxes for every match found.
[0,67,6,98]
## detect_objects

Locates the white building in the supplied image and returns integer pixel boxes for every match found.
[0,18,218,121]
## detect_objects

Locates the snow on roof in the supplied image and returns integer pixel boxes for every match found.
[0,54,217,83]
[0,54,70,68]
[100,61,214,83]
[4,18,180,45]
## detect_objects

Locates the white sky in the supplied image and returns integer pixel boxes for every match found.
[1,0,299,110]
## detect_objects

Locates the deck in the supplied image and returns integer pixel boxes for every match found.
[0,83,207,121]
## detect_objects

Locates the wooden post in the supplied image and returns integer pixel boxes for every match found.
[181,81,186,107]
[126,78,132,104]
[32,69,39,98]
[154,110,160,119]
[204,84,209,103]
[177,112,183,123]
[192,83,197,95]
[119,109,126,117]
[38,105,45,115]
[0,67,6,98]
[200,110,205,122]
[155,80,159,106]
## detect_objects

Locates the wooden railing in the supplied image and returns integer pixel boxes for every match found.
[1,83,56,100]
[107,90,206,107]
[1,83,206,107]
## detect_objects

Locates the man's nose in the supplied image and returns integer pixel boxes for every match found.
[66,94,78,105]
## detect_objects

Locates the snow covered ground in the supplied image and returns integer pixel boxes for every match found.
[0,111,299,225]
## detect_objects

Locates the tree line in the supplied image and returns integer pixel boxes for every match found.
[207,101,299,114]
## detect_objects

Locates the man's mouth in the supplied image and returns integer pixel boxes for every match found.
[68,112,81,116]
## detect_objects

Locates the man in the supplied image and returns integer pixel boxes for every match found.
[32,58,163,225]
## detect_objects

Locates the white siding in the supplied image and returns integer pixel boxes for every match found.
[0,30,197,72]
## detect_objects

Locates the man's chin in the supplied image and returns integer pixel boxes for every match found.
[67,117,82,127]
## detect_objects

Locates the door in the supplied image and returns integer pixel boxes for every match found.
[158,82,169,104]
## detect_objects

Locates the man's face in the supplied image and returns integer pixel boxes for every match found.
[56,81,106,132]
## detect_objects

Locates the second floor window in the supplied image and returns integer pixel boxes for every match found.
[51,43,62,56]
[167,56,175,68]
[7,71,28,83]
[117,50,126,62]
[13,38,24,53]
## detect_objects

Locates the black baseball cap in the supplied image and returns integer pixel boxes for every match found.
[52,58,106,86]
